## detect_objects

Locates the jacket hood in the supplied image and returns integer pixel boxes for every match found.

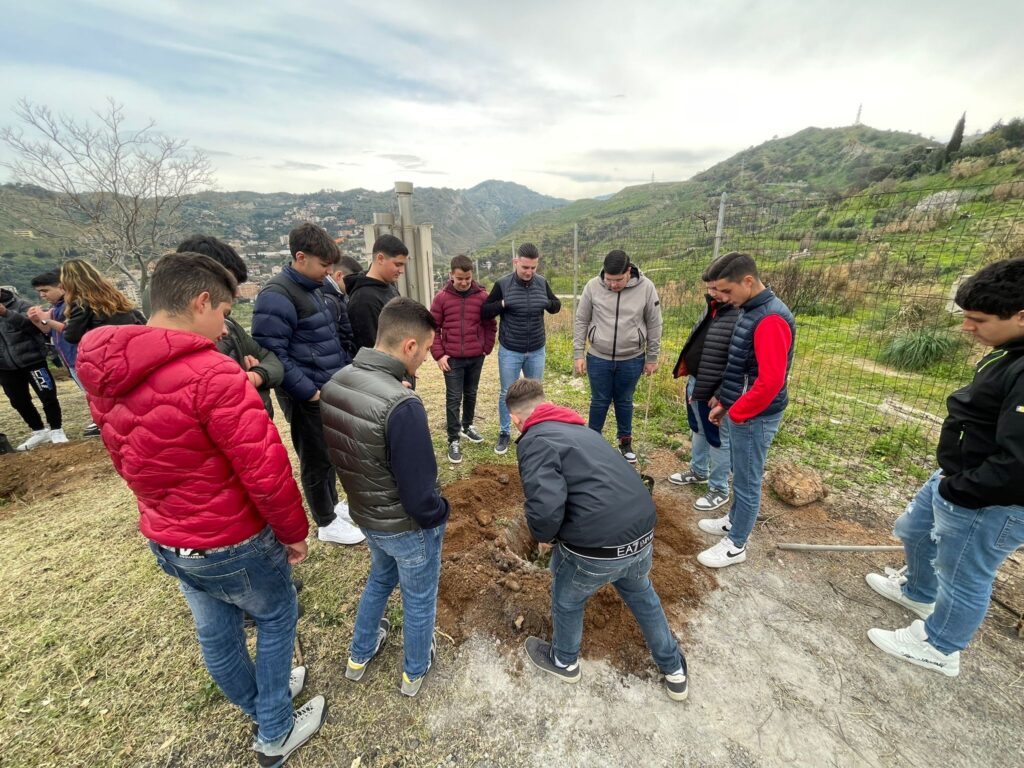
[521,402,586,434]
[599,264,641,291]
[348,272,395,295]
[442,279,486,296]
[1,288,16,306]
[77,325,216,398]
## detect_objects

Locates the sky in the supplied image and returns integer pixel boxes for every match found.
[1,0,1021,201]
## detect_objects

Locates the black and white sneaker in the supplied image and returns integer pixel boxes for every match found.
[696,537,746,568]
[460,425,484,444]
[524,636,581,683]
[253,695,327,768]
[494,432,511,455]
[83,423,101,438]
[619,439,637,463]
[668,470,707,486]
[345,618,390,682]
[447,440,462,464]
[664,667,688,702]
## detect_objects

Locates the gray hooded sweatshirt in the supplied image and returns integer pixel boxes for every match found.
[573,265,662,364]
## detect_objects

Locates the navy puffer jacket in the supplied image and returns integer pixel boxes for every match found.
[252,266,350,401]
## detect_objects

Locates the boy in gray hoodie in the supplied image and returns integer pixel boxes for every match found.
[573,250,662,462]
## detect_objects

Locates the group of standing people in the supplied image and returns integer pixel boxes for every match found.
[8,215,1023,765]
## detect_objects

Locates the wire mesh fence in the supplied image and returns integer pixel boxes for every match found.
[472,183,1024,513]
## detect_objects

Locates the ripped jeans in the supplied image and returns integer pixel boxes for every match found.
[894,469,1024,654]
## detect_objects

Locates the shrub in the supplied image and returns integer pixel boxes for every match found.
[950,157,991,179]
[880,330,961,371]
[992,181,1024,202]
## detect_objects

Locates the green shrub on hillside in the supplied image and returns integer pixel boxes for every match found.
[880,329,962,371]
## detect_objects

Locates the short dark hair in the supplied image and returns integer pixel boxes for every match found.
[955,257,1024,318]
[337,255,364,276]
[376,296,437,348]
[290,222,340,264]
[176,235,247,283]
[150,252,237,315]
[31,272,61,288]
[372,234,409,258]
[505,378,545,413]
[517,243,539,260]
[603,249,630,275]
[450,254,474,272]
[710,252,758,282]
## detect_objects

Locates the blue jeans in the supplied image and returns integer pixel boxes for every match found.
[726,410,783,547]
[351,523,446,679]
[149,527,298,743]
[497,345,546,434]
[894,470,1024,654]
[586,353,645,440]
[549,543,685,673]
[687,378,731,493]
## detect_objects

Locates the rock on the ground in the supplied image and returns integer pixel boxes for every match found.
[767,462,828,506]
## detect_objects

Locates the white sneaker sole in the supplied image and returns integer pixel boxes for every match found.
[865,574,934,619]
[867,629,959,677]
[448,454,462,464]
[697,549,746,568]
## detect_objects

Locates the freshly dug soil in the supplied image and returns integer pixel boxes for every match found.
[436,464,717,675]
[0,439,114,511]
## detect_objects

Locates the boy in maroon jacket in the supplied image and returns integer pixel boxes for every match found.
[430,255,497,463]
[77,252,325,767]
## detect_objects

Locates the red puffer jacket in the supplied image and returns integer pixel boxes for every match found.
[76,325,308,548]
[429,280,496,360]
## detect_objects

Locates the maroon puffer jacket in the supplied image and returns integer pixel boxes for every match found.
[429,280,496,360]
[77,325,308,548]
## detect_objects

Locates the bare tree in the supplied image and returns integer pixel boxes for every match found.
[0,98,213,308]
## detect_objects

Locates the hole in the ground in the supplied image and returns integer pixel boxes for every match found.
[436,463,719,675]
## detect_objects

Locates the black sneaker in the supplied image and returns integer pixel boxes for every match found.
[253,695,327,767]
[619,439,637,463]
[460,425,484,444]
[494,432,511,455]
[345,618,390,682]
[664,668,688,701]
[83,423,101,438]
[447,440,462,464]
[524,636,580,683]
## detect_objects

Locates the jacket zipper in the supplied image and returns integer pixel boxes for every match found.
[459,291,466,357]
[611,292,621,361]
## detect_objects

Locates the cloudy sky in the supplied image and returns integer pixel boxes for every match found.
[1,0,1021,200]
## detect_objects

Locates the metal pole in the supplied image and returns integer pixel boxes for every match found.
[572,223,579,318]
[776,543,904,552]
[712,192,727,260]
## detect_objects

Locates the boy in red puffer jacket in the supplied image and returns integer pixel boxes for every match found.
[76,252,326,768]
[429,254,496,464]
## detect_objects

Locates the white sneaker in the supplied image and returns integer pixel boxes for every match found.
[867,620,960,677]
[697,537,746,568]
[50,428,69,444]
[865,567,935,619]
[697,513,732,535]
[17,429,51,451]
[253,694,327,765]
[289,666,306,699]
[318,506,365,545]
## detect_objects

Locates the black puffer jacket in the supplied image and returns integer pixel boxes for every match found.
[516,403,656,549]
[673,295,739,402]
[937,336,1024,509]
[482,273,561,353]
[0,289,47,370]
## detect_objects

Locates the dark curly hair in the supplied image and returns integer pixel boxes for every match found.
[955,258,1024,318]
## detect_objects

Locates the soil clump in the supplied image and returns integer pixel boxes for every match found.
[436,463,717,676]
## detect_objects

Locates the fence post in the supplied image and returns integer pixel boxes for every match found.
[572,223,579,318]
[712,192,727,260]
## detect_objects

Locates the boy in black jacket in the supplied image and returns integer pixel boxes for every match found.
[507,378,688,702]
[866,257,1024,677]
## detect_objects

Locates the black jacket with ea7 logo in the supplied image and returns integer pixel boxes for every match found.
[937,336,1024,509]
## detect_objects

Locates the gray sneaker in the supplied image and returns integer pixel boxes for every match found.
[345,618,390,682]
[253,695,327,767]
[447,440,462,464]
[524,636,581,683]
[400,638,436,697]
[494,432,511,455]
[694,490,730,512]
[460,425,484,444]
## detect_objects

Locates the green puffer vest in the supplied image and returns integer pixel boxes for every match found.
[321,348,423,532]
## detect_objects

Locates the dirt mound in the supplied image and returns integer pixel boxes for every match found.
[0,440,114,511]
[437,464,717,676]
